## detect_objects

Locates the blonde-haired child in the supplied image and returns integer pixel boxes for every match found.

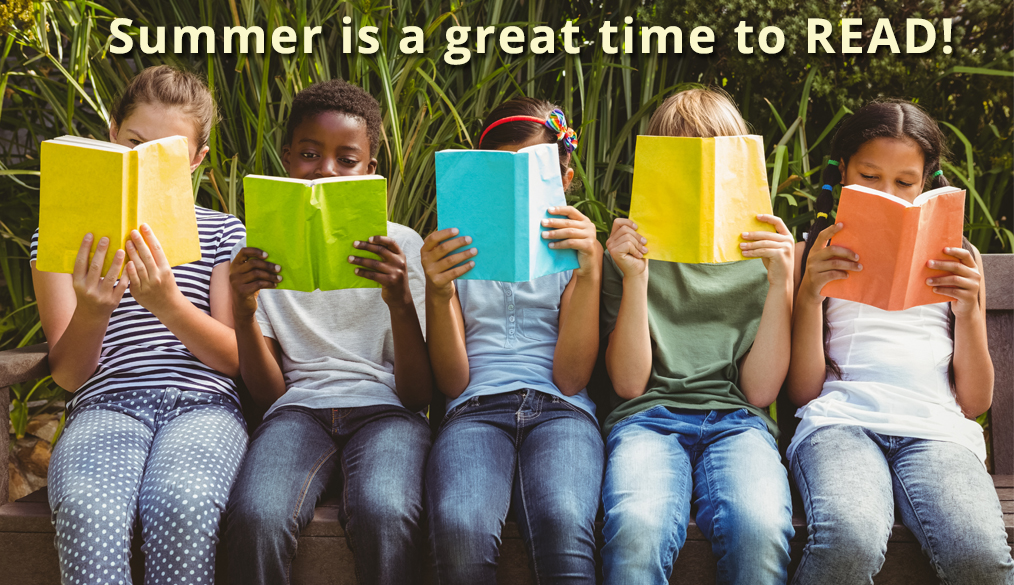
[32,65,247,584]
[599,87,796,585]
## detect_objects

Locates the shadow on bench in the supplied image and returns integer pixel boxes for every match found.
[2,255,1012,584]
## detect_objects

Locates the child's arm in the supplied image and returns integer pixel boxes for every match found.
[786,223,861,406]
[34,235,128,391]
[230,247,287,409]
[542,206,602,395]
[928,245,993,417]
[603,219,652,399]
[737,215,796,407]
[124,224,240,377]
[348,236,432,412]
[421,228,475,399]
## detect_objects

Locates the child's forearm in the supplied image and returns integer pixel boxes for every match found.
[389,301,433,411]
[605,275,652,399]
[786,293,827,406]
[553,271,601,396]
[740,281,793,407]
[234,315,287,409]
[425,286,470,399]
[158,296,240,377]
[952,305,993,418]
[48,309,110,391]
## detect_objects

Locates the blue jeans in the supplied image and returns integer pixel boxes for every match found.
[791,424,1014,585]
[223,404,431,585]
[47,388,248,585]
[426,389,604,585]
[601,406,793,585]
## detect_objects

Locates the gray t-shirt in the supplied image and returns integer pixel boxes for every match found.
[231,222,426,416]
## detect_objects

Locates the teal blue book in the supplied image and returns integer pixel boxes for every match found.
[435,143,579,282]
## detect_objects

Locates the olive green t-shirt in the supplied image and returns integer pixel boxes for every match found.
[600,251,777,437]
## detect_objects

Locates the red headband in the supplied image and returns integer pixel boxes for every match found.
[478,116,548,148]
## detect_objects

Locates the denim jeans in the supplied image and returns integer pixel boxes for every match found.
[425,389,604,585]
[791,424,1014,585]
[223,404,432,585]
[47,388,248,585]
[600,406,793,585]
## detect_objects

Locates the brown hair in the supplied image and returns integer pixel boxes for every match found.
[647,88,749,138]
[110,65,218,151]
[478,97,573,181]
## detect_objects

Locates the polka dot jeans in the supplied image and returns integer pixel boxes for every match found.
[47,387,248,585]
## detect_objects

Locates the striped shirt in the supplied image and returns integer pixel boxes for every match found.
[31,207,245,407]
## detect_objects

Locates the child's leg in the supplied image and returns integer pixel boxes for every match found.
[790,424,895,585]
[425,394,519,585]
[137,392,247,585]
[512,396,603,585]
[890,438,1014,585]
[223,407,336,585]
[335,405,432,585]
[600,407,695,585]
[48,406,154,585]
[692,409,793,585]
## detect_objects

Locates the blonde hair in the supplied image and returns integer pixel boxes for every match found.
[111,65,218,151]
[646,88,749,138]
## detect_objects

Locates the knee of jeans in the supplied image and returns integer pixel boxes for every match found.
[52,488,132,531]
[352,489,422,536]
[430,499,500,545]
[810,515,888,574]
[722,504,792,550]
[933,534,1014,583]
[603,500,675,559]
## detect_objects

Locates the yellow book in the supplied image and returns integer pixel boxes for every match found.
[37,135,201,274]
[629,135,774,264]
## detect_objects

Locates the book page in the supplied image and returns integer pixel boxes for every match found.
[903,189,966,309]
[48,135,130,152]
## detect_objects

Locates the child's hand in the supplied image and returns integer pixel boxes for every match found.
[124,224,185,318]
[798,223,862,305]
[72,234,128,319]
[348,236,414,308]
[541,206,602,277]
[420,228,476,302]
[741,214,795,287]
[605,218,648,280]
[230,247,281,320]
[927,246,981,317]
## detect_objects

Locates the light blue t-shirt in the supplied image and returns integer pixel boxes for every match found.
[447,271,597,417]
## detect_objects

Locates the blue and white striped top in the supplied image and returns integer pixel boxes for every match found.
[31,207,245,407]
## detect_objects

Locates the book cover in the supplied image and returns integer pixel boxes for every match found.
[629,135,774,264]
[435,143,579,282]
[37,135,200,274]
[243,174,388,292]
[822,184,966,311]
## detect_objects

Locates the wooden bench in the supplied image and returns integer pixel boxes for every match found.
[2,255,1011,584]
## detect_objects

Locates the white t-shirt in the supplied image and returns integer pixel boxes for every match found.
[231,222,426,416]
[788,298,987,465]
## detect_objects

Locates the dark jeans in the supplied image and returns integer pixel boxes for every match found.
[425,389,605,585]
[224,403,432,585]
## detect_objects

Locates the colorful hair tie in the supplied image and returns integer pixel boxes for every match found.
[931,170,943,178]
[822,184,833,191]
[478,109,578,153]
[826,159,839,166]
[816,212,828,219]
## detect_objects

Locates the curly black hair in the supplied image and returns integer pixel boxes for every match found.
[283,79,383,157]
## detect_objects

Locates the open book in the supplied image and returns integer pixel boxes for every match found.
[37,135,200,274]
[629,135,775,264]
[243,174,388,292]
[822,184,966,311]
[435,143,579,282]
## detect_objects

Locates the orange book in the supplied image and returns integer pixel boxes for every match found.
[822,184,966,311]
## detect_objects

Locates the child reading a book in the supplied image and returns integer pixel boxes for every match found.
[223,79,433,585]
[31,65,247,584]
[787,100,1014,583]
[421,98,603,584]
[599,88,796,585]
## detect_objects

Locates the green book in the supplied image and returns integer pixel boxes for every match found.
[243,174,388,292]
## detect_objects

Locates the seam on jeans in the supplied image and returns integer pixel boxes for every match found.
[700,440,729,579]
[515,446,541,585]
[890,452,947,582]
[293,444,338,527]
[789,447,818,584]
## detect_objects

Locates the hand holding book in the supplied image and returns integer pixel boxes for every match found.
[70,233,128,320]
[123,224,186,318]
[348,236,415,308]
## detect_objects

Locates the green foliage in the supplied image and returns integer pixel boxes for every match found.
[0,0,1011,436]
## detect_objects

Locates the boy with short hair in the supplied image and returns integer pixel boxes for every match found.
[224,79,432,585]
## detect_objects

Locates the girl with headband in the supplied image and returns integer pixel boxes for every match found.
[421,97,604,584]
